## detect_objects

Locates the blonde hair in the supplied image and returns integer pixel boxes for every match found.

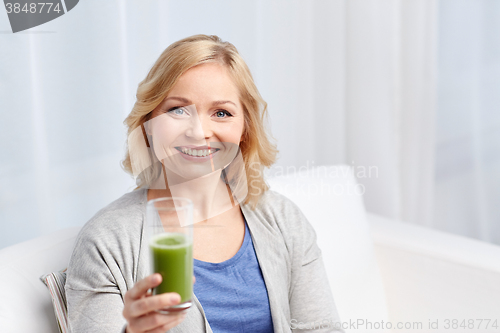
[122,34,278,208]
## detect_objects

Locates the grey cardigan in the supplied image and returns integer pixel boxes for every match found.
[65,188,344,333]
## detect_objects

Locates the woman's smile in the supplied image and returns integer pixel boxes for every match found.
[175,145,220,162]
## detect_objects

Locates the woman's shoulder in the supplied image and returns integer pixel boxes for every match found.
[67,189,147,293]
[249,189,321,264]
[77,188,147,244]
[254,189,307,221]
[249,189,315,238]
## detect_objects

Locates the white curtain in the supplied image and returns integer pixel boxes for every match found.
[1,0,498,248]
[434,0,500,244]
[344,0,437,228]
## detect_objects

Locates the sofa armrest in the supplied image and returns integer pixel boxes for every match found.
[0,227,80,333]
[367,212,500,332]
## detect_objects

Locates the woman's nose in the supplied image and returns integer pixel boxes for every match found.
[186,114,212,140]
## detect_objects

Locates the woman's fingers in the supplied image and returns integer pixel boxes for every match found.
[123,273,192,333]
[128,293,180,318]
[123,273,193,332]
[126,273,194,304]
[126,274,162,302]
[145,313,187,333]
[133,311,185,332]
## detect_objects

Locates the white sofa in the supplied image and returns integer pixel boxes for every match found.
[1,165,499,333]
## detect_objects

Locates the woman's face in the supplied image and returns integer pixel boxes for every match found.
[146,63,245,181]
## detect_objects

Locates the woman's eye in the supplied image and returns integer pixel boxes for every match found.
[167,107,187,116]
[214,110,233,118]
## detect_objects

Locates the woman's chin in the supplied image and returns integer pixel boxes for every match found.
[163,163,221,184]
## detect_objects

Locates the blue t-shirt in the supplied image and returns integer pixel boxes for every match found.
[193,219,274,333]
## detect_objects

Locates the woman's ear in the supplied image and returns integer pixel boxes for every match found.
[240,127,247,143]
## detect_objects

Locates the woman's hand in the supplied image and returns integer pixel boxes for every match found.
[123,273,192,333]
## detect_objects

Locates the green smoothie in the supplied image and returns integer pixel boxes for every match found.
[150,233,193,304]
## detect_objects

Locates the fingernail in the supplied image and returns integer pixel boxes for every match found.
[170,294,180,303]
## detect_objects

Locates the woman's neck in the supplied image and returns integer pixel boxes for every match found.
[147,167,235,225]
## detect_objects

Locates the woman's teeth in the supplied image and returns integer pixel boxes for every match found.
[180,147,217,157]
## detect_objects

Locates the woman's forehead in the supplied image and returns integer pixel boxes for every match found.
[170,64,239,97]
[162,69,242,110]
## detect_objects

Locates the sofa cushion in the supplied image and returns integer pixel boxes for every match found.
[267,165,389,331]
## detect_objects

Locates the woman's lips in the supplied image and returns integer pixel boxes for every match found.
[174,146,220,162]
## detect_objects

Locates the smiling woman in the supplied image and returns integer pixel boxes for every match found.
[64,35,344,333]
[122,35,276,209]
[148,64,245,187]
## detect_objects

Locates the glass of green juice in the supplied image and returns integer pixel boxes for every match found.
[146,197,193,314]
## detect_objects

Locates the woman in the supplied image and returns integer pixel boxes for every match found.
[66,34,343,333]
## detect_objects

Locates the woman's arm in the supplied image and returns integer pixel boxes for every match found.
[65,229,130,332]
[288,241,345,332]
[65,228,188,333]
[64,200,192,333]
[277,194,345,333]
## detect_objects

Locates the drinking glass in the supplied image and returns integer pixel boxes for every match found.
[146,197,193,313]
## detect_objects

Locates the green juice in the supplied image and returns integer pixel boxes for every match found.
[150,233,193,304]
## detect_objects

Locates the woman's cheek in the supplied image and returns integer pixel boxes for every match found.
[218,122,245,144]
[151,130,176,161]
[152,135,167,161]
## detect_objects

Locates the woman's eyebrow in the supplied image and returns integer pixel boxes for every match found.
[165,96,236,107]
